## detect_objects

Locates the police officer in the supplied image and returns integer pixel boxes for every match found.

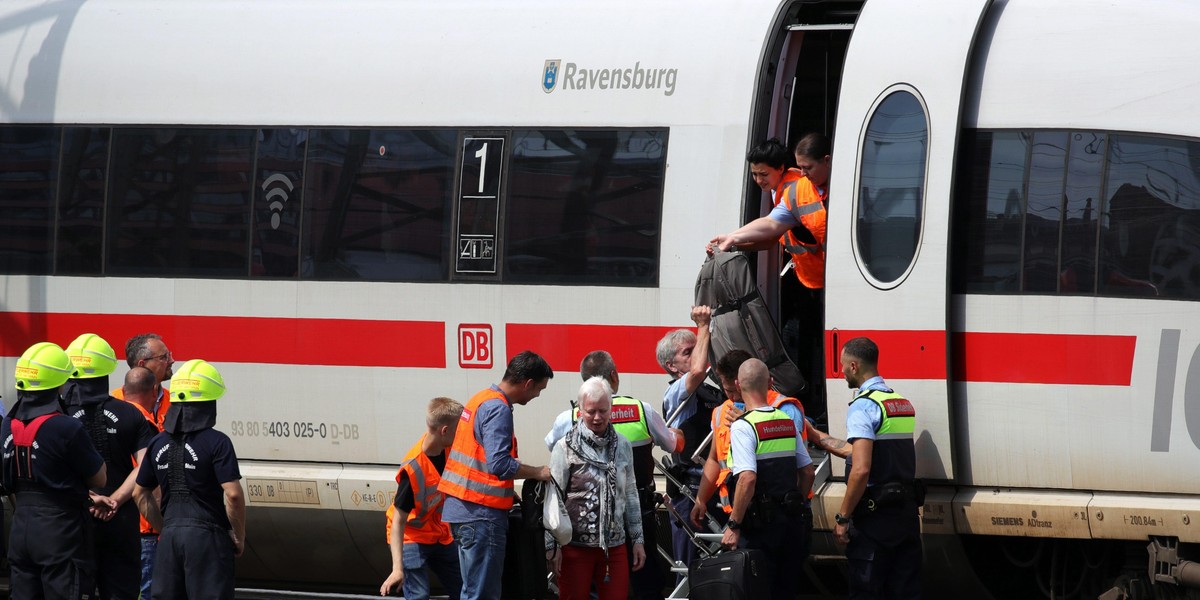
[545,350,683,600]
[3,342,108,600]
[810,337,920,599]
[132,360,245,600]
[720,359,812,600]
[62,334,157,600]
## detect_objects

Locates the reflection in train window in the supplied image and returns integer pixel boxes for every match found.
[505,129,666,286]
[57,128,109,276]
[857,90,927,284]
[0,126,59,275]
[254,129,306,278]
[107,129,254,277]
[955,129,1200,301]
[302,129,455,281]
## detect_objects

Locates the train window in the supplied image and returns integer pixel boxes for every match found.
[504,129,666,286]
[1022,131,1068,293]
[857,90,927,285]
[1102,134,1200,300]
[254,129,306,278]
[107,129,254,277]
[954,130,1028,293]
[57,128,110,275]
[0,126,59,274]
[1060,132,1106,294]
[301,129,455,281]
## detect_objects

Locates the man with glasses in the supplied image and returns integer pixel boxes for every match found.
[112,333,174,600]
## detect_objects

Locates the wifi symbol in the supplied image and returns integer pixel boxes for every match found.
[261,173,295,230]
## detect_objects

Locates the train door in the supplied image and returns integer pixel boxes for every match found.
[751,1,858,424]
[823,0,992,481]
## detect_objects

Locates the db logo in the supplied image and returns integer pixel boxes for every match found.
[458,324,493,369]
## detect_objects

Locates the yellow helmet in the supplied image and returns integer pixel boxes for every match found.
[14,342,74,391]
[66,333,118,379]
[169,359,225,402]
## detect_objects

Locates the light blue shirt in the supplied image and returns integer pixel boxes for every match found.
[775,402,813,469]
[442,385,518,526]
[662,373,695,428]
[729,407,810,476]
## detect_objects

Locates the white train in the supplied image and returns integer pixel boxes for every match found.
[2,0,1199,596]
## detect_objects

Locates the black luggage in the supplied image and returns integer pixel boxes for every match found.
[695,251,807,398]
[501,501,549,599]
[688,549,770,600]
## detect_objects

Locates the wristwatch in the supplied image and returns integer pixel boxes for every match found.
[727,518,741,530]
[835,513,851,525]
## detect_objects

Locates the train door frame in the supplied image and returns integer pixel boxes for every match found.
[748,1,858,422]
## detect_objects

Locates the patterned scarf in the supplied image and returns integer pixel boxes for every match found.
[565,420,620,560]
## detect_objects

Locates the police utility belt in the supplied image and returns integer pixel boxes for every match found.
[744,489,810,528]
[855,479,926,515]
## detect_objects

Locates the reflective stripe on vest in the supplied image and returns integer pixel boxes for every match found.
[439,389,517,509]
[848,388,917,486]
[740,408,797,464]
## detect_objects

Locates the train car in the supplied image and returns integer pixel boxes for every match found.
[2,0,1199,597]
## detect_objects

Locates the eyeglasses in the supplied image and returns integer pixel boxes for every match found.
[146,351,173,363]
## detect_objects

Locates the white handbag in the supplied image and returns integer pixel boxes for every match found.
[543,478,572,546]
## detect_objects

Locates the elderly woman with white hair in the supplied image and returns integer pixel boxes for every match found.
[546,376,645,600]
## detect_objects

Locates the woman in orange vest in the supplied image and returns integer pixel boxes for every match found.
[381,397,465,600]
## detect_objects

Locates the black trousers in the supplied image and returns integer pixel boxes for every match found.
[152,518,235,600]
[9,501,94,600]
[628,505,664,600]
[92,503,141,600]
[846,526,921,600]
[740,511,811,600]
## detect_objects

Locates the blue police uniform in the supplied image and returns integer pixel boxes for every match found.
[136,426,241,600]
[844,377,921,600]
[63,378,156,600]
[3,390,105,600]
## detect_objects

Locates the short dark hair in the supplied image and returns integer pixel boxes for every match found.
[580,350,615,382]
[715,349,753,384]
[745,138,790,169]
[793,132,831,161]
[503,350,554,383]
[125,333,163,368]
[841,337,879,369]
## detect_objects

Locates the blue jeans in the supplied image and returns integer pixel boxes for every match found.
[402,541,462,600]
[139,535,157,599]
[449,520,506,600]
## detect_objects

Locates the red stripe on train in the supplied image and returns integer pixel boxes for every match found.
[0,312,445,368]
[506,323,682,375]
[827,330,1135,386]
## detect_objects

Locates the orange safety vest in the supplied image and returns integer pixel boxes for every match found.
[114,385,171,535]
[710,400,740,513]
[775,173,827,290]
[439,388,518,510]
[385,435,453,546]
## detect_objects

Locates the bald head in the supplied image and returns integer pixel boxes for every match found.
[123,366,157,405]
[737,358,770,407]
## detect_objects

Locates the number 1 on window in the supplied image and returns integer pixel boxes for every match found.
[475,143,488,194]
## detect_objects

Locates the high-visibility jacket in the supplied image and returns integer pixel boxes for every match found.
[775,174,827,290]
[114,385,170,535]
[385,435,453,546]
[710,400,741,513]
[728,408,798,501]
[767,389,812,499]
[575,396,655,490]
[846,389,916,486]
[440,388,517,510]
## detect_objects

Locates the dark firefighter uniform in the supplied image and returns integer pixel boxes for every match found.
[4,342,106,600]
[134,360,243,600]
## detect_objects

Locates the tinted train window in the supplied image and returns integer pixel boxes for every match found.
[955,131,1027,292]
[57,128,109,275]
[302,129,455,281]
[254,129,306,278]
[1060,132,1105,294]
[107,129,253,277]
[505,129,666,285]
[0,126,59,274]
[1103,134,1200,300]
[857,91,926,284]
[1022,131,1068,293]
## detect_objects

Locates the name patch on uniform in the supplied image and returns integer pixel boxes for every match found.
[882,398,915,418]
[754,419,796,441]
[460,409,472,422]
[611,404,641,424]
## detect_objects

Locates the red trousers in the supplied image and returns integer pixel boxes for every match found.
[558,543,630,600]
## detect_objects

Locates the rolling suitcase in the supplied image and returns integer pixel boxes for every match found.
[687,548,769,600]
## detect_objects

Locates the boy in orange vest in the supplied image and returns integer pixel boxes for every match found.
[380,397,465,600]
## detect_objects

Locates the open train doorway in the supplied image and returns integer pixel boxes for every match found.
[749,1,859,425]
